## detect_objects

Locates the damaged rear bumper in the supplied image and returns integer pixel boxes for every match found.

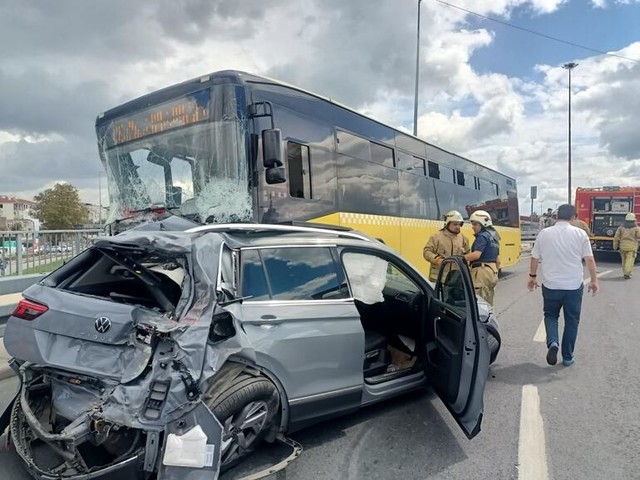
[8,368,223,480]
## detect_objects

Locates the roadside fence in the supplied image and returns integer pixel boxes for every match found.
[0,229,105,277]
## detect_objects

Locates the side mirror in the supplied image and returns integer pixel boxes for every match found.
[266,166,286,184]
[262,129,283,168]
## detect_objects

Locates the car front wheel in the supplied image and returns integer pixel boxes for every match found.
[206,373,280,472]
[486,324,501,364]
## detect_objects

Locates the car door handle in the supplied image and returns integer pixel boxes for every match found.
[250,315,283,329]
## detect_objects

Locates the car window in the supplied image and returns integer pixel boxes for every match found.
[343,252,421,303]
[438,261,467,311]
[386,263,421,294]
[240,250,270,301]
[243,247,349,301]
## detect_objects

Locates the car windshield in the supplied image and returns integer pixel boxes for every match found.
[98,86,252,225]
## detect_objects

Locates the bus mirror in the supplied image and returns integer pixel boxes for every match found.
[266,166,286,184]
[262,129,283,168]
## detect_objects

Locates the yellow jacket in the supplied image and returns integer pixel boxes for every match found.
[423,229,470,282]
[570,219,591,236]
[613,225,640,252]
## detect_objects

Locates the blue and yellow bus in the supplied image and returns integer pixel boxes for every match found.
[95,70,520,274]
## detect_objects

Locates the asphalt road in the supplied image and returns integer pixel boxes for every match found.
[1,253,639,479]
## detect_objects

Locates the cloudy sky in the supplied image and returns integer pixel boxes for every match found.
[1,0,639,216]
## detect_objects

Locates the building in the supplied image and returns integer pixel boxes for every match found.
[84,203,109,226]
[0,195,37,230]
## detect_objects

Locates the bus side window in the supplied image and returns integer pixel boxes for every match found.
[428,161,440,179]
[287,142,312,199]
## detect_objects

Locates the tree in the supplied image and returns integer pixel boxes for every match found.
[32,183,89,229]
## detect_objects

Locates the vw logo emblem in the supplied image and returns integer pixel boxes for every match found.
[95,316,112,333]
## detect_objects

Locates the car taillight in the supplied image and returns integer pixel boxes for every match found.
[12,299,48,321]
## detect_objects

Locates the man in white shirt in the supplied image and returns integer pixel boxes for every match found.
[527,204,599,367]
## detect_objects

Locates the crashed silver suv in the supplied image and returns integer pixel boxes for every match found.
[1,223,501,479]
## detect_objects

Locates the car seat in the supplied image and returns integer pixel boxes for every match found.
[363,330,391,377]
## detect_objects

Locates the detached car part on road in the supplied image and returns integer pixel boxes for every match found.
[1,223,501,479]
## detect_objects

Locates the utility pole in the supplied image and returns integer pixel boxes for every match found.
[413,0,422,137]
[562,62,578,205]
[98,171,103,224]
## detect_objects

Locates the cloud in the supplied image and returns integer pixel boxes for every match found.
[0,135,101,194]
[0,0,638,221]
[0,70,112,138]
[591,0,640,7]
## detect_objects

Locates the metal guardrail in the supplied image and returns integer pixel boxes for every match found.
[0,229,105,326]
[1,228,104,277]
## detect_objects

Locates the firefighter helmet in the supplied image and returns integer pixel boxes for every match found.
[625,212,636,222]
[469,210,492,227]
[443,210,464,226]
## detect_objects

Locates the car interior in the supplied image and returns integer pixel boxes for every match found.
[42,247,185,312]
[343,253,426,383]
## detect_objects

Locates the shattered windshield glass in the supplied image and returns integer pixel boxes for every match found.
[98,85,252,225]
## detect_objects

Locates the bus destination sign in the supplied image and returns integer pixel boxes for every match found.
[111,90,210,146]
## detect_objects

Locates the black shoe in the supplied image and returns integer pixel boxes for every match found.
[546,342,559,365]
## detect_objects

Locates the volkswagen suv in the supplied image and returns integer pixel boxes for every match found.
[1,223,500,479]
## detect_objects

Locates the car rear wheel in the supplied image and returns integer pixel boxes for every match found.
[205,374,280,472]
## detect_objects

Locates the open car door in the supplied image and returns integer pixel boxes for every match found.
[425,256,490,439]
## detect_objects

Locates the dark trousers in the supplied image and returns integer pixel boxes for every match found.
[542,284,583,362]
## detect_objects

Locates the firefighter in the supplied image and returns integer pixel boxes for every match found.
[464,210,500,305]
[570,213,591,236]
[423,210,470,283]
[613,212,640,279]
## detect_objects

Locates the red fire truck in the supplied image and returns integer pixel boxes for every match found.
[575,186,640,252]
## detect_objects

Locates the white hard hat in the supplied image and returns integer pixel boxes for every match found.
[469,210,492,227]
[625,212,636,221]
[444,210,464,226]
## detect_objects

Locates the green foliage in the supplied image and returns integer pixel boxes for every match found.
[32,183,89,229]
[22,259,66,275]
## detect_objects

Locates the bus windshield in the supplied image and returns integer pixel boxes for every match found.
[97,85,251,224]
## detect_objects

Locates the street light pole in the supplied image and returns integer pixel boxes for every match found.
[413,0,422,137]
[562,62,578,205]
[98,171,103,224]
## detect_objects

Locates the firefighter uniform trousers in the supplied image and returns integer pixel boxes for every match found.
[621,249,636,277]
[614,225,640,278]
[470,263,498,305]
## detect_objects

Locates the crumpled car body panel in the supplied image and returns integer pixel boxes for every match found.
[2,231,251,480]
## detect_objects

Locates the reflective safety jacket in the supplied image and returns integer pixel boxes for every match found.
[613,225,640,252]
[423,229,470,282]
[570,219,591,236]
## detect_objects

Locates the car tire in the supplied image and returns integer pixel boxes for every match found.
[205,373,280,473]
[486,324,501,364]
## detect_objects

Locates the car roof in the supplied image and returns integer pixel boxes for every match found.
[186,223,391,252]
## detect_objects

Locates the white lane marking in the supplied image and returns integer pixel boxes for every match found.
[584,269,612,286]
[532,269,612,342]
[518,385,549,480]
[533,321,546,343]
